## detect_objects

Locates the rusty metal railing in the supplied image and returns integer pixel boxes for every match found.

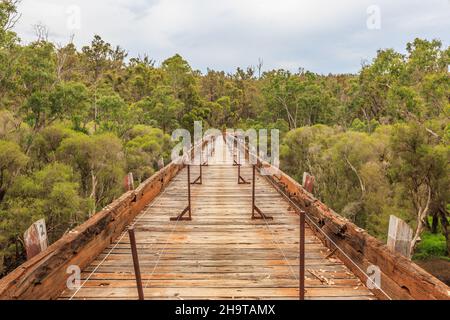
[128,227,144,300]
[170,164,192,221]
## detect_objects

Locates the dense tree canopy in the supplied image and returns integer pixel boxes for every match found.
[0,1,448,276]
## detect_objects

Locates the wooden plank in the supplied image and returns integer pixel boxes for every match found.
[80,271,361,280]
[61,287,372,299]
[387,215,413,259]
[60,137,374,300]
[74,278,363,288]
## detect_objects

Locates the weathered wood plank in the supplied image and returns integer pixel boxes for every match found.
[61,286,372,299]
[61,137,374,300]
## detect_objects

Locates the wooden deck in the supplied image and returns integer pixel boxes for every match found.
[61,137,374,300]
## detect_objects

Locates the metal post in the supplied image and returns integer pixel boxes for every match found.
[237,147,250,184]
[251,165,273,220]
[210,137,213,156]
[191,141,203,184]
[299,210,305,300]
[187,165,192,219]
[252,165,256,213]
[238,163,240,184]
[233,136,238,166]
[128,227,144,300]
[192,162,202,185]
[201,138,208,167]
[171,165,192,220]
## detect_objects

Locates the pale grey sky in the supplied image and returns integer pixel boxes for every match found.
[13,0,450,74]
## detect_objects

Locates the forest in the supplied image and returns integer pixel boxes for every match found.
[0,1,449,277]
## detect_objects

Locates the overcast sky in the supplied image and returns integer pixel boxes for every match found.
[13,0,450,74]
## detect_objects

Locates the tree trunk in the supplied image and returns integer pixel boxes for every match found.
[89,170,97,216]
[410,187,432,253]
[344,156,365,198]
[277,97,295,130]
[439,206,450,256]
[93,84,98,133]
[0,188,5,203]
[431,213,439,234]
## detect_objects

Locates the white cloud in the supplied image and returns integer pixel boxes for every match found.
[14,0,450,74]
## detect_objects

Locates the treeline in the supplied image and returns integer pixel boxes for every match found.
[0,2,449,275]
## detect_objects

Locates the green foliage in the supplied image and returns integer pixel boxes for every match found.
[49,82,90,129]
[96,92,138,136]
[350,118,380,133]
[413,232,448,260]
[124,126,173,183]
[29,125,78,167]
[134,86,183,133]
[280,119,449,251]
[389,123,449,245]
[162,54,202,113]
[6,163,87,239]
[0,1,449,276]
[0,162,87,274]
[0,139,28,201]
[57,132,125,211]
[81,35,115,83]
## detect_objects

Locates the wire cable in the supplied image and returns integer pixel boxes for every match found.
[227,133,392,300]
[262,173,393,300]
[69,184,171,300]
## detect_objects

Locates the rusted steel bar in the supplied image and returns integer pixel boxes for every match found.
[207,139,211,158]
[128,227,144,300]
[209,139,212,156]
[191,162,202,185]
[233,136,239,166]
[201,138,208,167]
[171,165,192,221]
[251,165,273,220]
[237,164,250,184]
[237,147,250,184]
[192,141,204,184]
[187,165,191,217]
[252,165,256,210]
[238,163,241,184]
[299,209,305,300]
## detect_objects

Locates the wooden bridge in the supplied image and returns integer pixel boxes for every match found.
[0,135,448,300]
